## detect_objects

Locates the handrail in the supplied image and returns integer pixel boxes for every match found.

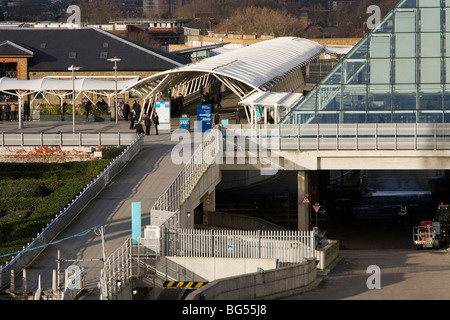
[222,123,450,151]
[0,131,137,147]
[151,126,222,216]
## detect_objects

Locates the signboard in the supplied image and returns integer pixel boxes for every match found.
[131,202,141,244]
[197,104,212,132]
[312,204,322,214]
[155,101,171,131]
[301,196,310,204]
[179,117,190,130]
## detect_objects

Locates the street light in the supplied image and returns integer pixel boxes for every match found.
[107,56,121,124]
[68,65,80,133]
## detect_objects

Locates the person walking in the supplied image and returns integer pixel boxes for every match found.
[129,109,136,130]
[214,112,220,126]
[144,113,152,135]
[123,101,130,121]
[4,103,10,121]
[24,100,30,121]
[152,112,159,135]
[11,103,17,121]
[85,100,92,122]
[235,108,241,124]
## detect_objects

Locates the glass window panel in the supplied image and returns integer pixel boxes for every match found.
[342,85,367,110]
[375,12,394,33]
[291,112,316,124]
[447,0,450,7]
[420,33,441,57]
[419,85,443,110]
[418,111,443,122]
[395,10,417,32]
[446,10,450,31]
[393,112,417,123]
[445,34,450,55]
[295,90,316,110]
[368,85,392,111]
[395,33,416,57]
[370,59,391,84]
[398,0,416,8]
[370,35,391,58]
[317,85,341,111]
[321,65,342,85]
[395,59,416,83]
[420,58,442,83]
[420,8,441,32]
[446,58,450,81]
[316,112,339,124]
[343,112,366,123]
[419,0,440,7]
[367,112,392,123]
[444,91,450,109]
[345,38,368,59]
[393,84,417,109]
[344,60,368,84]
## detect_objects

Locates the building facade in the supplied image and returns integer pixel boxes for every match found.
[283,0,450,124]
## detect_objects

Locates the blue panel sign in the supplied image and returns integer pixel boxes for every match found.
[131,202,141,244]
[197,104,212,132]
[179,117,190,130]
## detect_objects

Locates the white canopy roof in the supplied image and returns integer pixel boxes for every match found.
[124,37,324,99]
[238,91,304,109]
[325,45,353,55]
[0,76,140,93]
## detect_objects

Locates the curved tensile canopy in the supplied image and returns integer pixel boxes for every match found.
[122,37,324,102]
[0,76,140,93]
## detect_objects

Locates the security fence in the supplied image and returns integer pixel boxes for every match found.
[170,229,315,264]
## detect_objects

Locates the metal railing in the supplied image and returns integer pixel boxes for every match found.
[151,127,222,216]
[222,123,450,151]
[0,132,137,147]
[171,229,315,264]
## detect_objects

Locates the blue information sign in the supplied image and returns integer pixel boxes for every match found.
[179,117,190,130]
[131,202,141,244]
[197,104,212,132]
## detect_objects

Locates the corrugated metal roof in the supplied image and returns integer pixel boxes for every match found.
[126,37,324,96]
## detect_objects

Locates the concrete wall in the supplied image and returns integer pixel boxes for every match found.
[0,146,101,163]
[185,259,317,300]
[166,257,278,282]
[316,239,340,270]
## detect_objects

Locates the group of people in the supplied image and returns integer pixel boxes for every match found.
[0,101,31,121]
[125,99,159,136]
[170,94,184,117]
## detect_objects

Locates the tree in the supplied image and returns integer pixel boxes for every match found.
[75,0,122,24]
[229,6,304,37]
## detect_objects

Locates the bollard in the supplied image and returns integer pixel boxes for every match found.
[10,269,15,292]
[23,268,27,294]
[52,269,57,293]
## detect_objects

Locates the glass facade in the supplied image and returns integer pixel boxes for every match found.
[282,0,450,124]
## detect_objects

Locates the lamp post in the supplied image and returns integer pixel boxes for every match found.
[68,65,80,133]
[107,56,121,124]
